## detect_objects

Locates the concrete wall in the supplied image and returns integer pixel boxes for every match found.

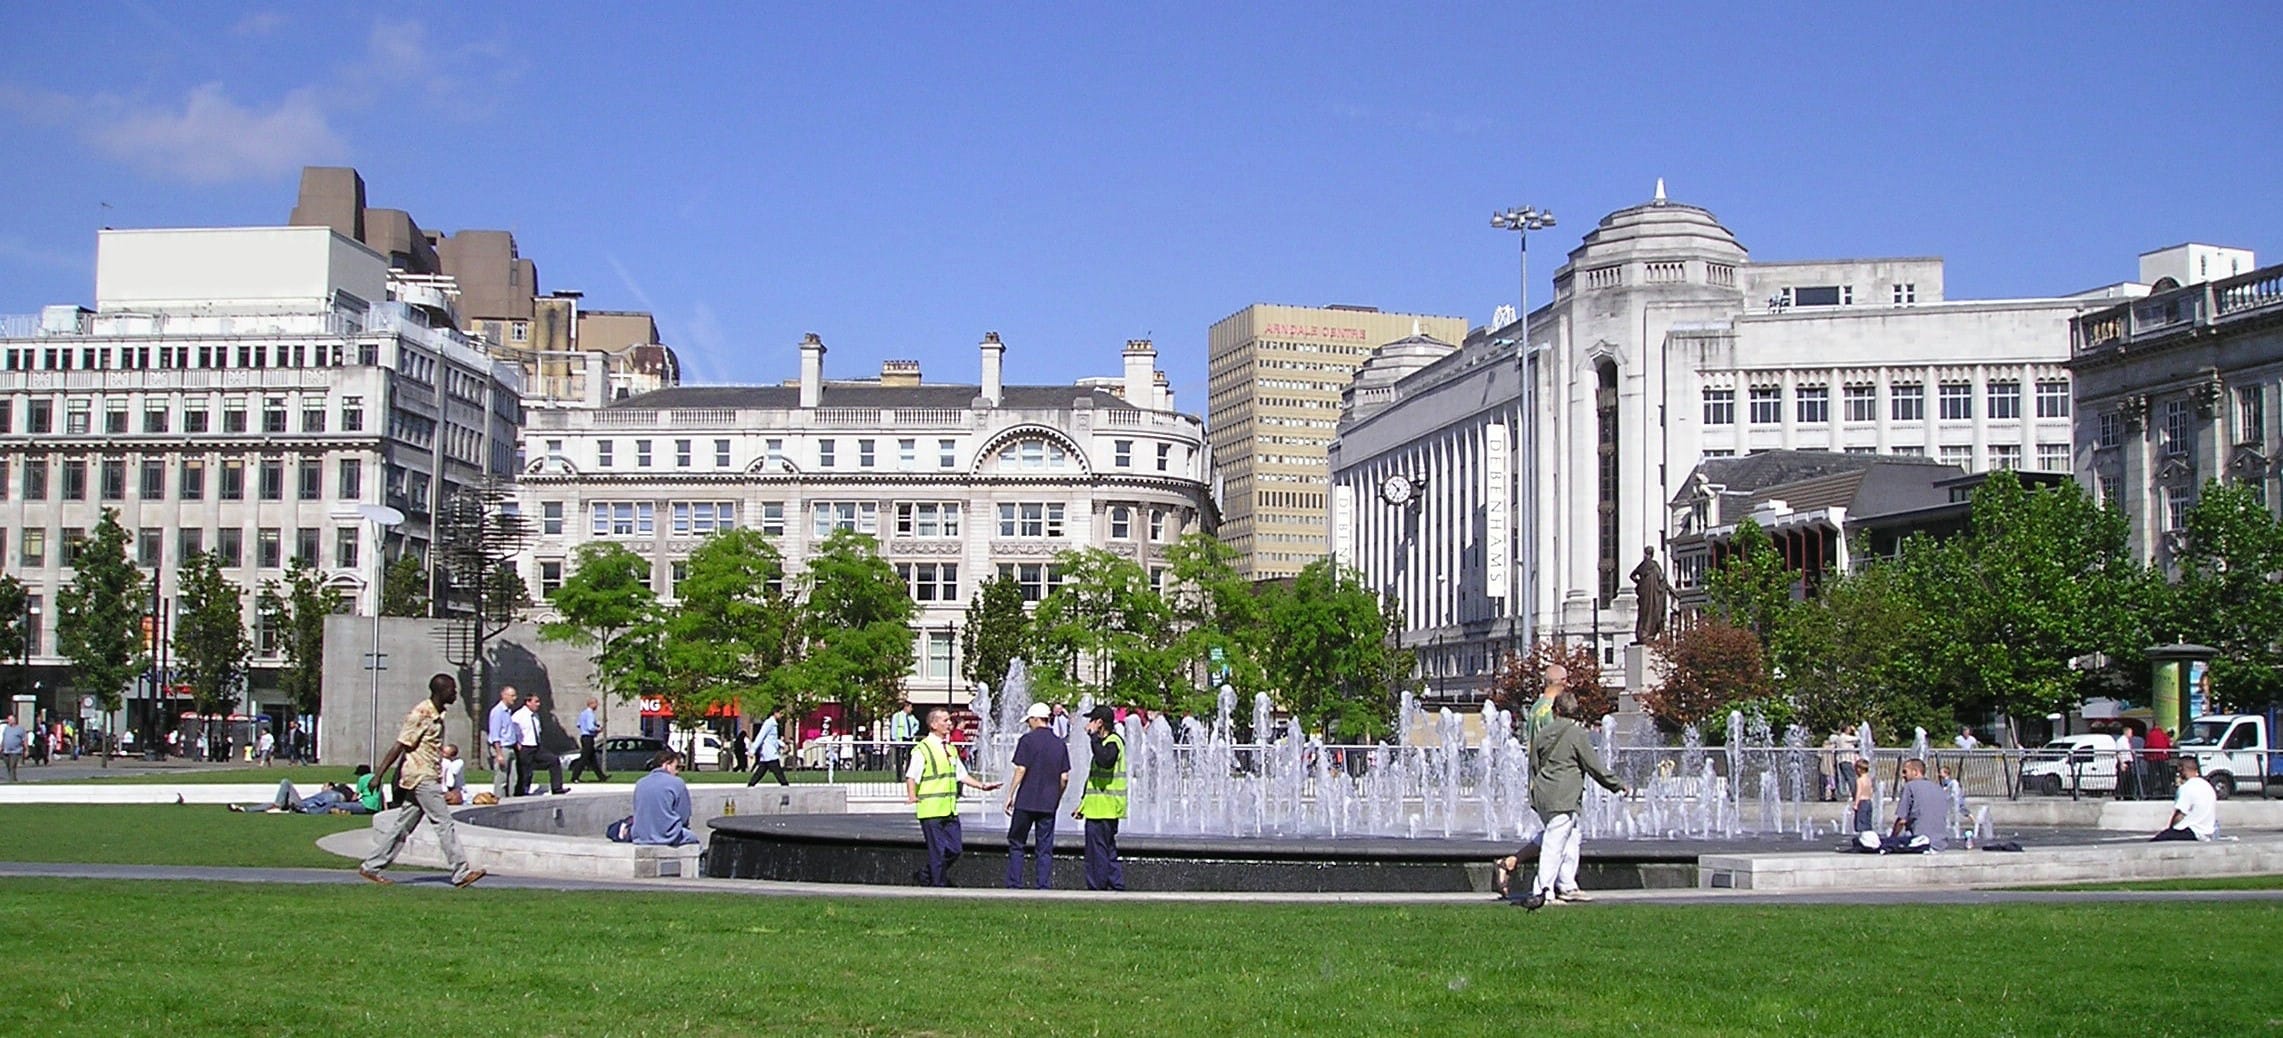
[319,616,612,766]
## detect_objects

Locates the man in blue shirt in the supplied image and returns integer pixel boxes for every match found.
[633,749,698,846]
[1002,702,1070,888]
[486,687,521,799]
[569,697,610,783]
[0,714,26,782]
[745,708,788,786]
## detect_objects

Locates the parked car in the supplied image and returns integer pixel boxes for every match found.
[668,727,737,772]
[2019,733,2123,796]
[594,736,671,775]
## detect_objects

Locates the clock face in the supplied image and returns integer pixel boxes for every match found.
[1379,474,1414,506]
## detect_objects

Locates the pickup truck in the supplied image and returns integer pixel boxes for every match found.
[2019,733,2124,796]
[2177,711,2283,799]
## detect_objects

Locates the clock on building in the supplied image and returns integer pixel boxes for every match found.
[1378,473,1419,507]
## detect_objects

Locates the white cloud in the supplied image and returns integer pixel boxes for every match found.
[84,83,345,184]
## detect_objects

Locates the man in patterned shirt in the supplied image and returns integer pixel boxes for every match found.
[360,673,487,888]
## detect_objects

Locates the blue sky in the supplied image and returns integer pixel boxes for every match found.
[2,3,2278,405]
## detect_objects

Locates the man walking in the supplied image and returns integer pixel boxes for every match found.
[513,689,567,796]
[905,707,1000,886]
[359,674,486,888]
[569,697,610,783]
[487,687,520,799]
[1003,702,1070,889]
[745,707,788,787]
[1075,706,1127,891]
[1521,691,1628,910]
[0,715,26,782]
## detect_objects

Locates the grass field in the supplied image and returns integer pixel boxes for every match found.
[0,804,369,869]
[0,879,2268,1037]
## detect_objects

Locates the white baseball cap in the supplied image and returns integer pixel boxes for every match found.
[1026,703,1052,720]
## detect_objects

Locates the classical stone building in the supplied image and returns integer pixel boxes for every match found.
[1331,185,2153,701]
[0,225,523,727]
[515,334,1215,706]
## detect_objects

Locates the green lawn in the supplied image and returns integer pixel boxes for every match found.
[0,804,369,869]
[0,879,2267,1037]
[2017,873,2283,892]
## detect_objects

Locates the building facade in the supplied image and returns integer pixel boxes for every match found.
[1208,303,1467,581]
[0,225,524,724]
[2068,260,2283,564]
[1331,186,2146,701]
[515,334,1215,706]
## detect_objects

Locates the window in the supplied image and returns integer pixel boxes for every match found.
[635,440,653,468]
[66,399,90,434]
[179,528,203,564]
[896,562,960,602]
[183,407,209,433]
[141,459,165,499]
[298,459,322,500]
[2097,475,2118,508]
[2162,400,2190,456]
[335,528,358,569]
[105,399,128,434]
[258,457,285,500]
[997,502,1066,538]
[818,439,836,468]
[1939,445,1973,468]
[1787,285,1851,307]
[541,501,564,535]
[590,502,656,537]
[715,439,732,468]
[2097,411,2123,449]
[257,528,282,568]
[925,629,953,680]
[340,396,363,431]
[895,502,962,537]
[898,439,917,469]
[337,459,361,499]
[1115,440,1133,468]
[670,501,737,535]
[61,459,85,500]
[222,400,247,433]
[1892,283,1917,305]
[0,400,9,432]
[23,456,47,500]
[303,401,326,432]
[765,439,785,469]
[858,439,876,469]
[810,501,879,536]
[1987,381,2021,420]
[144,405,169,433]
[180,459,205,500]
[1149,508,1169,541]
[997,562,1062,602]
[99,457,124,500]
[1157,443,1172,471]
[263,397,288,433]
[1843,385,1876,422]
[674,439,692,468]
[137,528,161,568]
[597,440,614,468]
[2036,380,2071,418]
[1702,389,1735,425]
[1988,444,2021,470]
[24,397,58,434]
[757,502,785,536]
[1000,439,1069,470]
[539,560,563,598]
[2238,386,2265,445]
[295,528,319,566]
[216,528,244,567]
[1109,505,1132,540]
[1748,386,1782,424]
[1796,385,1829,424]
[669,560,689,596]
[1938,383,1973,420]
[1891,383,1924,421]
[22,529,45,567]
[61,528,87,565]
[2164,488,2190,531]
[938,439,956,468]
[2037,442,2070,470]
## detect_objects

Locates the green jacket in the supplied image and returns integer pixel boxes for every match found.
[1527,716,1623,816]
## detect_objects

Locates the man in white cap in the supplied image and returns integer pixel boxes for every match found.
[1002,702,1070,889]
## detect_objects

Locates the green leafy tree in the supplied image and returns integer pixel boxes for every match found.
[1771,562,1949,738]
[1641,618,1770,730]
[380,554,429,617]
[770,530,916,728]
[174,550,252,751]
[539,542,661,710]
[56,510,147,765]
[961,573,1032,694]
[1255,560,1411,740]
[0,575,28,695]
[1703,517,1795,645]
[256,558,342,737]
[2163,479,2283,710]
[1162,533,1267,712]
[1031,548,1172,709]
[662,529,797,718]
[486,562,530,624]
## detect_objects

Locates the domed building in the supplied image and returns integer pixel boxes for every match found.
[1330,183,2136,703]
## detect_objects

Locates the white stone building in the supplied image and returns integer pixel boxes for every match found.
[0,226,524,726]
[1330,186,2148,701]
[515,334,1215,707]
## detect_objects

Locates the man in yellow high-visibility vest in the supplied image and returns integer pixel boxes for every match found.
[904,706,1000,886]
[1073,705,1128,891]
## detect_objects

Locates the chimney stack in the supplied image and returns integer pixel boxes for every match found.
[1154,370,1173,411]
[1123,339,1156,409]
[880,359,921,387]
[978,331,1004,407]
[798,332,826,408]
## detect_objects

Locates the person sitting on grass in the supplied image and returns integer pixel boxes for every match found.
[2152,757,2217,842]
[633,749,699,846]
[227,766,376,815]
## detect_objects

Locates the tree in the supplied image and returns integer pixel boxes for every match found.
[1703,517,1794,645]
[961,573,1031,694]
[56,510,146,766]
[1031,548,1171,709]
[174,550,252,757]
[1641,619,1770,730]
[1255,560,1412,740]
[771,530,916,729]
[1770,562,1949,738]
[1162,533,1267,713]
[662,529,796,718]
[539,542,660,709]
[2163,479,2283,710]
[0,575,27,696]
[257,558,341,739]
[1492,639,1614,721]
[486,562,531,625]
[380,554,429,617]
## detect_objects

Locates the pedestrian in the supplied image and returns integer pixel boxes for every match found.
[1519,691,1628,910]
[745,707,789,787]
[1850,755,1876,833]
[0,714,27,782]
[1524,663,1564,743]
[632,749,699,846]
[1075,705,1128,891]
[1003,702,1070,889]
[256,727,276,767]
[1050,703,1070,740]
[1953,727,1980,751]
[569,697,611,783]
[358,674,486,888]
[889,700,919,775]
[487,687,521,799]
[2152,757,2217,842]
[904,707,1000,886]
[513,690,566,796]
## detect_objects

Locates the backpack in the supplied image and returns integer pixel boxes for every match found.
[605,816,635,843]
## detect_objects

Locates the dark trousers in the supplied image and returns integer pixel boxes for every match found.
[746,757,788,787]
[2151,826,2200,842]
[919,816,964,886]
[568,734,610,783]
[517,746,564,795]
[1083,817,1125,891]
[1005,809,1057,889]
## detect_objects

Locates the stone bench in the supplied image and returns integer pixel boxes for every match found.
[1699,833,2283,891]
[369,784,847,879]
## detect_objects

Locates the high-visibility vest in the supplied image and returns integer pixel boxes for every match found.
[1080,733,1127,820]
[914,738,959,819]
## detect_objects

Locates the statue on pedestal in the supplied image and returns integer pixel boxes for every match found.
[1630,546,1671,642]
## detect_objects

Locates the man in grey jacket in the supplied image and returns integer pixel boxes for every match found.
[1522,691,1628,910]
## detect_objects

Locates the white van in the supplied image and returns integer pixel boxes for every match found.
[667,727,736,772]
[2018,733,2123,796]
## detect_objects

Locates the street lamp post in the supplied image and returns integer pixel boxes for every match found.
[940,621,957,705]
[1492,205,1555,664]
[344,504,405,765]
